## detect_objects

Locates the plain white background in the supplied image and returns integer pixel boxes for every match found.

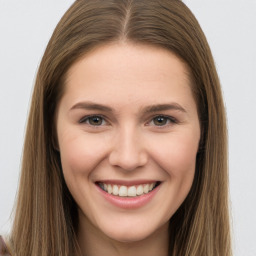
[0,1,255,255]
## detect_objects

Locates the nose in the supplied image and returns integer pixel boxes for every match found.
[108,126,148,171]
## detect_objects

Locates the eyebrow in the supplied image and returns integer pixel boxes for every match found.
[70,101,187,114]
[70,102,113,112]
[142,103,187,114]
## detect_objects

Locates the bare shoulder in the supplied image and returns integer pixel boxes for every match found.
[0,236,11,256]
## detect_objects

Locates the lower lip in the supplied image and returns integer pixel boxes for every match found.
[95,183,161,209]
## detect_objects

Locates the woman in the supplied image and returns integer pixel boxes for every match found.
[1,0,232,255]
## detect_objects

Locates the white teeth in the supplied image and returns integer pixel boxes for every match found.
[136,185,144,196]
[100,182,158,197]
[143,184,149,194]
[113,185,119,195]
[119,186,127,197]
[107,184,112,194]
[128,186,137,197]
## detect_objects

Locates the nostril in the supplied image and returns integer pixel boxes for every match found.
[108,150,148,171]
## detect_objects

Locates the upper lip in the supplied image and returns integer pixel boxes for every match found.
[95,180,160,186]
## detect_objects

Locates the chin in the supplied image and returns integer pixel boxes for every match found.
[101,221,165,243]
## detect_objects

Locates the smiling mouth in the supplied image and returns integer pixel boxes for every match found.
[96,181,161,197]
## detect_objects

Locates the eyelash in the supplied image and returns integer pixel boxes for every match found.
[79,115,107,126]
[147,115,178,127]
[79,115,178,127]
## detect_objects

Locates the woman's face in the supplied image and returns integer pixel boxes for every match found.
[56,43,200,243]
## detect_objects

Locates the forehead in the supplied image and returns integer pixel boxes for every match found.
[67,42,190,82]
[62,42,194,110]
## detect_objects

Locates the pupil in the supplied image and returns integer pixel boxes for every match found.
[89,116,102,125]
[154,117,166,126]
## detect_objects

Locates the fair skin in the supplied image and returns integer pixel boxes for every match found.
[56,42,201,256]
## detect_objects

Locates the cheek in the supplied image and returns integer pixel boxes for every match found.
[151,132,199,179]
[153,133,199,214]
[59,132,109,179]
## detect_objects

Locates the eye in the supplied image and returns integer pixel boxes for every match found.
[148,115,177,126]
[79,115,107,126]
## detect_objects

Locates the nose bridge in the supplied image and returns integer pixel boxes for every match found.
[109,124,147,171]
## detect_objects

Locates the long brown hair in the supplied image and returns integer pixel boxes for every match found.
[9,0,231,255]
